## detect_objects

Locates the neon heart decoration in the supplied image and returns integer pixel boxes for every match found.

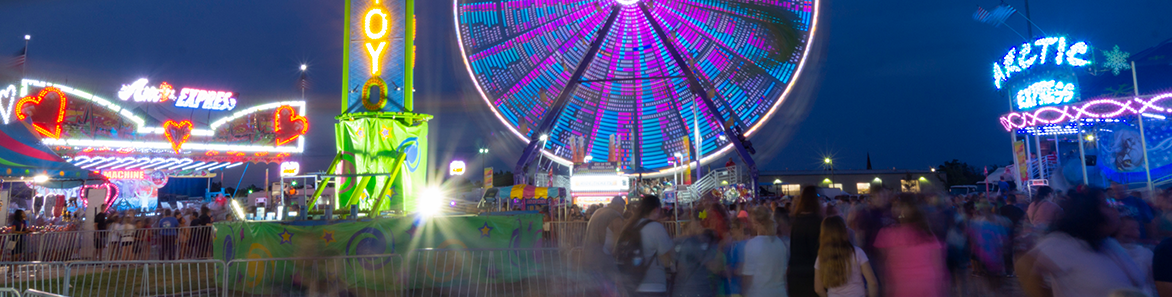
[16,86,68,139]
[163,120,193,153]
[273,105,308,146]
[0,84,17,124]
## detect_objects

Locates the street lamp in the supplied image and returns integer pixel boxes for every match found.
[298,64,308,100]
[24,35,30,40]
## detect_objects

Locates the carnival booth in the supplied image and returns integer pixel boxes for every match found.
[0,79,309,212]
[994,36,1172,193]
[479,186,568,212]
[0,120,106,226]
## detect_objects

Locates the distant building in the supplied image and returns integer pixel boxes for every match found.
[761,169,945,196]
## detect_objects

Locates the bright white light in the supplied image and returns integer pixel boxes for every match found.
[719,135,727,141]
[615,0,639,5]
[25,35,30,40]
[571,175,630,192]
[449,160,466,176]
[539,134,549,141]
[300,64,307,71]
[33,175,49,183]
[773,179,782,184]
[931,168,936,172]
[280,162,300,177]
[231,199,246,220]
[584,156,593,162]
[419,187,444,217]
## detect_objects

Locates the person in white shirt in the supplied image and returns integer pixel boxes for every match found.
[814,216,878,297]
[107,215,122,260]
[119,216,135,261]
[743,205,789,297]
[618,195,675,297]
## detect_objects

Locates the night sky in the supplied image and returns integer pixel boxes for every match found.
[2,0,1171,187]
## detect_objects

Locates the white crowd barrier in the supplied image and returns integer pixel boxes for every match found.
[0,262,67,296]
[65,260,222,297]
[0,226,215,263]
[0,248,593,297]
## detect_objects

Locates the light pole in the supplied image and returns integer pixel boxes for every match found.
[22,35,30,78]
[824,158,834,189]
[299,64,308,100]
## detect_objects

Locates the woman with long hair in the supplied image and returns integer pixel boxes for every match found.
[874,193,947,297]
[616,195,675,297]
[741,206,788,297]
[1018,186,1150,297]
[8,210,27,261]
[789,185,824,297]
[814,216,878,297]
[1027,186,1062,228]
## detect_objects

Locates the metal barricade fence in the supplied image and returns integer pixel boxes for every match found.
[0,248,594,297]
[223,254,404,297]
[403,248,587,297]
[0,226,215,263]
[64,259,223,297]
[0,262,67,296]
[20,289,65,297]
[0,288,16,297]
[547,221,587,248]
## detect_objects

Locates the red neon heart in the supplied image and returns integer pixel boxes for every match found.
[16,87,68,139]
[163,120,193,153]
[273,105,308,146]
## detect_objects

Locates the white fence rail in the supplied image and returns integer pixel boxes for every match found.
[0,262,67,296]
[0,226,214,263]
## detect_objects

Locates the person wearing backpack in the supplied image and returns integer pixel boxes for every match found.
[615,195,676,297]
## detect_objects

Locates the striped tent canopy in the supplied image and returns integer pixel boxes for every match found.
[0,121,99,182]
[481,185,569,208]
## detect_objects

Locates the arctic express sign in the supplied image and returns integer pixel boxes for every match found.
[118,78,237,111]
[992,36,1092,111]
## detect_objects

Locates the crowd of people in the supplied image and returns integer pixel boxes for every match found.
[577,184,1172,297]
[2,205,219,262]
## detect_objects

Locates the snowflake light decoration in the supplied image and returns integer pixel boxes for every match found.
[1102,45,1131,76]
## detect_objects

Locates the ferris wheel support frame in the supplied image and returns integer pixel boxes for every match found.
[512,2,760,195]
[636,2,759,192]
[514,6,623,184]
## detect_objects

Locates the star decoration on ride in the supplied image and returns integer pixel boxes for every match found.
[1101,45,1131,76]
[405,219,420,238]
[322,230,336,244]
[478,222,494,238]
[278,228,294,245]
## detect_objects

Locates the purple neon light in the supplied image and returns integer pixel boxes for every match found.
[999,93,1172,131]
[455,0,818,171]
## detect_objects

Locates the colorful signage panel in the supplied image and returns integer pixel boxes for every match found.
[344,0,413,114]
[118,78,237,111]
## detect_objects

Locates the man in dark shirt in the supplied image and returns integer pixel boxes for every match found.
[999,195,1025,276]
[195,206,212,257]
[94,208,108,260]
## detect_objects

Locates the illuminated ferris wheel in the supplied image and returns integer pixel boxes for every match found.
[454,0,820,178]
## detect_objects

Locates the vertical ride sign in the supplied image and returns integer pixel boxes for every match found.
[344,0,414,114]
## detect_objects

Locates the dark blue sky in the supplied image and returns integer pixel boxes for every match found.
[2,0,1171,186]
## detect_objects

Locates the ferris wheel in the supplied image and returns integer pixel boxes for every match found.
[454,0,820,179]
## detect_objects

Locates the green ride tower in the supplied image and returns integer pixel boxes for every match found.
[311,0,427,216]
